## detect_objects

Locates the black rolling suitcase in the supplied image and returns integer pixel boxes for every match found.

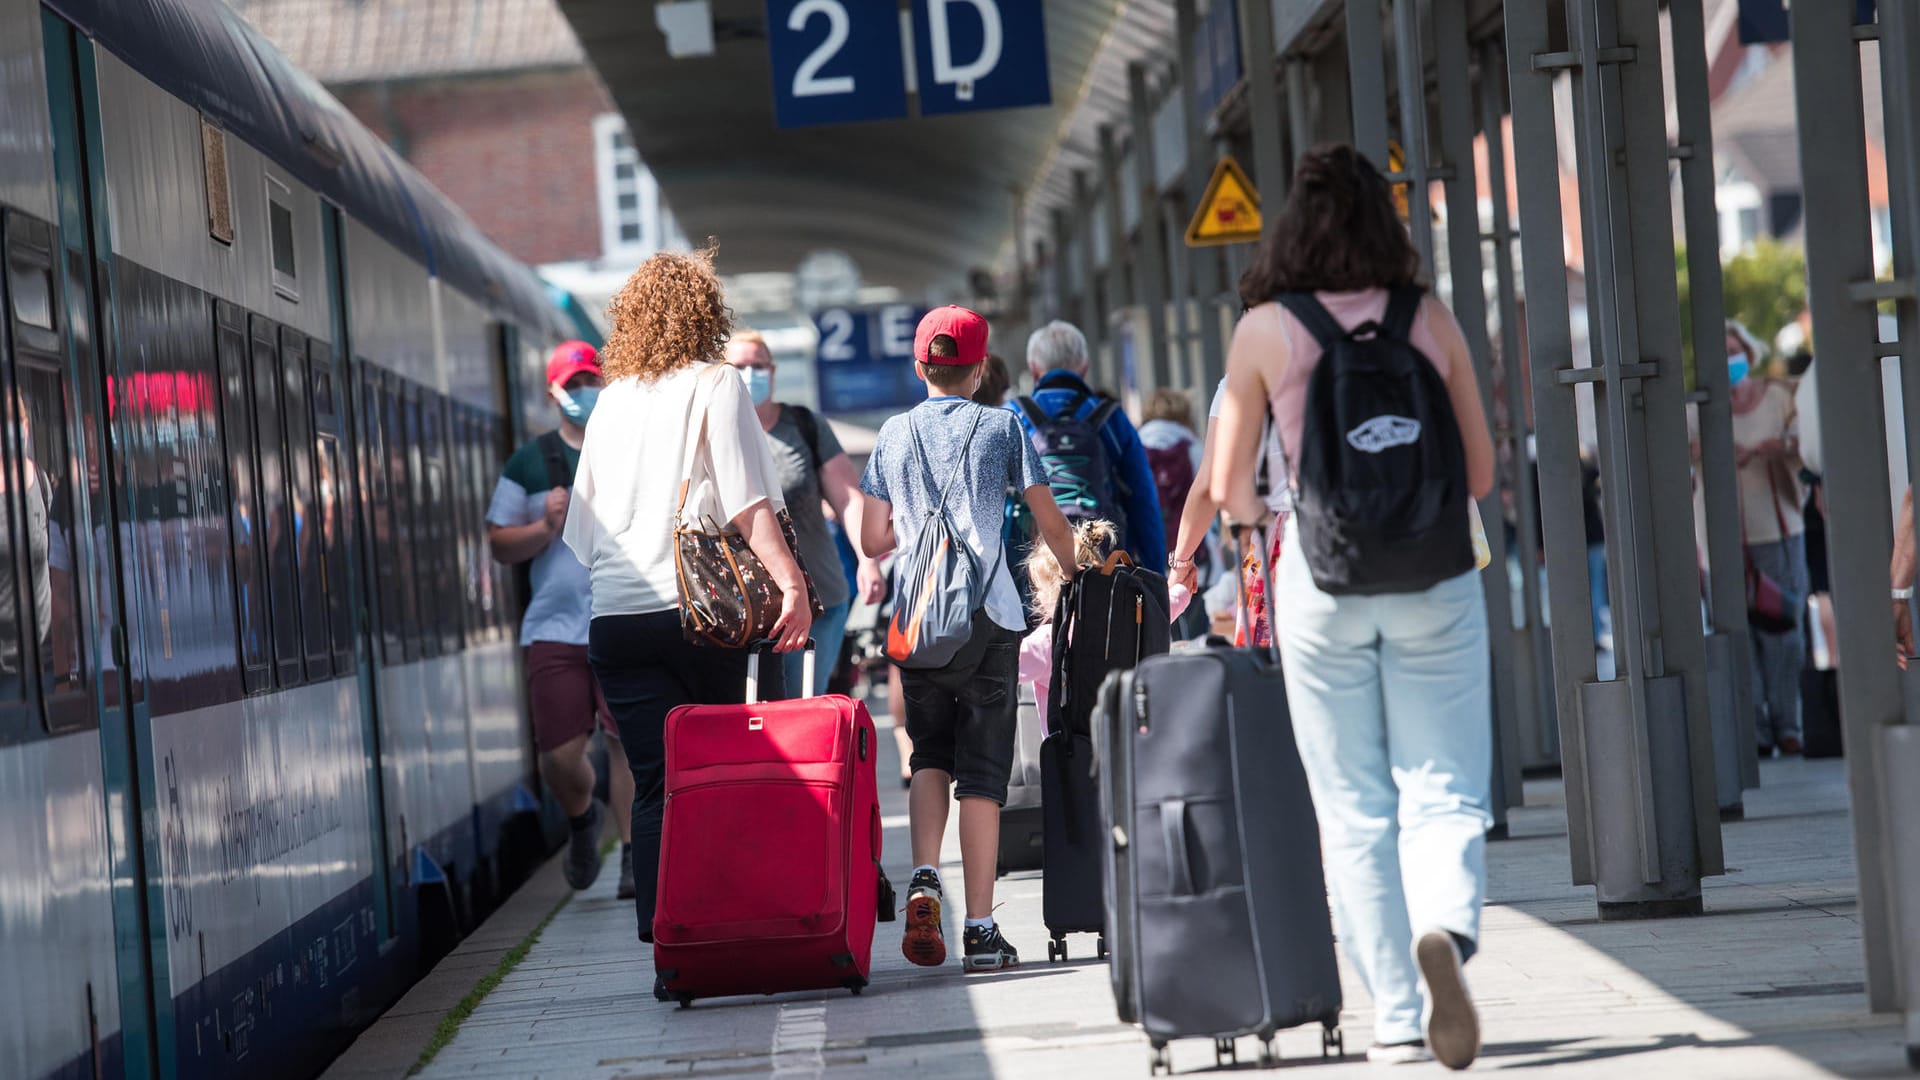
[1040,552,1170,959]
[1096,530,1344,1073]
[997,685,1046,875]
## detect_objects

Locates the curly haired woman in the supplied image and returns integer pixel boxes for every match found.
[562,247,812,946]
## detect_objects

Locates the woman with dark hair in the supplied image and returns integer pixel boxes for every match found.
[1212,145,1496,1071]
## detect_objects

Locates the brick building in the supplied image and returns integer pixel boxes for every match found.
[238,0,683,314]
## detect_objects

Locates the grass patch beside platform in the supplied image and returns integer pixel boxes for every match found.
[410,892,571,1075]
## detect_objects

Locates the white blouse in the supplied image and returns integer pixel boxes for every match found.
[563,362,785,619]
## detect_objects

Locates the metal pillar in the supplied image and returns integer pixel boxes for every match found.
[1424,0,1524,832]
[1051,207,1075,331]
[1479,38,1558,768]
[1164,190,1199,389]
[1237,0,1287,211]
[1285,57,1312,171]
[1176,0,1226,394]
[1506,0,1722,917]
[1345,0,1390,170]
[1793,0,1910,1017]
[1100,125,1133,394]
[1130,62,1173,392]
[1669,0,1758,816]
[1390,0,1435,268]
[1074,169,1104,376]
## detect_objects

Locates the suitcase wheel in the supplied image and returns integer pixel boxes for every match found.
[1213,1037,1238,1066]
[1148,1043,1171,1075]
[842,975,868,996]
[1096,935,1107,961]
[1259,1037,1280,1068]
[1321,1023,1345,1058]
[676,993,695,1009]
[1048,935,1067,963]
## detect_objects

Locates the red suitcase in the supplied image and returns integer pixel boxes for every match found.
[654,650,889,1005]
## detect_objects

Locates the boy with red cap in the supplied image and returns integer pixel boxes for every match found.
[487,341,636,896]
[858,307,1078,972]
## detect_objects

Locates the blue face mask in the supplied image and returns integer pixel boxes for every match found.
[739,366,773,406]
[556,385,600,425]
[1727,354,1750,387]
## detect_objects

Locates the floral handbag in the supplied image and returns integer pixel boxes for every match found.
[673,367,821,649]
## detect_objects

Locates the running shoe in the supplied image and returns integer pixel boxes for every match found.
[1415,930,1480,1070]
[901,869,946,967]
[563,803,603,890]
[961,922,1019,973]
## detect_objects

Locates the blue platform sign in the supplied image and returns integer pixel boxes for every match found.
[813,304,930,414]
[910,0,1051,116]
[1192,0,1241,124]
[1737,0,1876,44]
[767,0,909,128]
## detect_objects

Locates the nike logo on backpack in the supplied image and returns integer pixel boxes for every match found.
[1346,415,1422,454]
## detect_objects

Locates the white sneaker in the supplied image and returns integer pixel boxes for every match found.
[1414,930,1481,1070]
[1366,1042,1434,1065]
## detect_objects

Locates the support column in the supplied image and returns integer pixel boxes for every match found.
[1176,0,1227,394]
[1051,207,1074,333]
[1793,0,1908,1016]
[1074,169,1105,375]
[1285,57,1312,172]
[1101,124,1133,396]
[1345,0,1391,169]
[1480,38,1558,768]
[1390,0,1435,267]
[1130,62,1173,392]
[1669,0,1758,817]
[1506,0,1722,918]
[1430,0,1524,833]
[1237,0,1287,211]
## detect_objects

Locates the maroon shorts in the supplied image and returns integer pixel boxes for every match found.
[526,642,615,753]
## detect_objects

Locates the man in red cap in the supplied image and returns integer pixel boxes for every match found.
[857,307,1078,973]
[487,340,635,896]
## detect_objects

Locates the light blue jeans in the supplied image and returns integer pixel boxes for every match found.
[782,600,851,698]
[1273,521,1494,1046]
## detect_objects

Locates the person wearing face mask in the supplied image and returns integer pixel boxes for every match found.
[488,341,637,896]
[1712,319,1810,756]
[724,329,884,697]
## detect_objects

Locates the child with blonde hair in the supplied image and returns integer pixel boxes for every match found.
[1017,520,1192,724]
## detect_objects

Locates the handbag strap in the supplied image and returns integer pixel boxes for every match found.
[674,365,725,522]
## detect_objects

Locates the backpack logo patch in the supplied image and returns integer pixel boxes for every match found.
[1345,415,1422,454]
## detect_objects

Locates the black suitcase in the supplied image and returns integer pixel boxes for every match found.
[998,686,1046,875]
[1097,650,1345,1073]
[1800,667,1844,758]
[1048,553,1171,737]
[1040,729,1106,959]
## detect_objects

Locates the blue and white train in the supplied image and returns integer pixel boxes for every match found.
[1,1,580,1076]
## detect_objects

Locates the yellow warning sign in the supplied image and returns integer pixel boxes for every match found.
[1184,156,1263,247]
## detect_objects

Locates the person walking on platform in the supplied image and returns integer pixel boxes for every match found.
[1009,321,1167,576]
[1719,320,1809,756]
[562,249,812,945]
[487,341,636,896]
[1213,144,1496,1071]
[859,306,1077,973]
[724,329,884,696]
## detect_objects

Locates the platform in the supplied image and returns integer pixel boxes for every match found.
[381,740,1905,1079]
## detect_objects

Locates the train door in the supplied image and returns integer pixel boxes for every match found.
[41,11,168,1078]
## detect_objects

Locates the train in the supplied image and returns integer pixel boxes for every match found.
[1,0,583,1076]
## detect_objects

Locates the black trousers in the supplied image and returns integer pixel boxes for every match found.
[587,611,786,940]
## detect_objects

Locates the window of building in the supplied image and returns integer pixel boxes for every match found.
[594,113,675,260]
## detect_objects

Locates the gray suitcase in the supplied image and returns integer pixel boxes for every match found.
[1097,646,1344,1073]
[997,685,1046,875]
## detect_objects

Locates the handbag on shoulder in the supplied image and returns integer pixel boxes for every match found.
[674,366,822,648]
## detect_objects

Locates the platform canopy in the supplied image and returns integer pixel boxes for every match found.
[555,0,1179,293]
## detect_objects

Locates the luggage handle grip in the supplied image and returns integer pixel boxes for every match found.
[1161,798,1195,897]
[1097,550,1134,575]
[745,639,817,704]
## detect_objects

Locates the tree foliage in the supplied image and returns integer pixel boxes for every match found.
[1676,236,1809,387]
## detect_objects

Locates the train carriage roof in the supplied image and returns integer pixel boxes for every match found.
[49,0,571,339]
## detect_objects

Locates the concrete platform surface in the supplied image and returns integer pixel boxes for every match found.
[398,746,1908,1079]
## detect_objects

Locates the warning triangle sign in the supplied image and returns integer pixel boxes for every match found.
[1185,156,1263,247]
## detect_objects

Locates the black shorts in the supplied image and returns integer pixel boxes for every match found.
[898,610,1020,804]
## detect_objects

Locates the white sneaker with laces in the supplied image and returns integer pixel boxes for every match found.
[1366,1042,1433,1065]
[1415,929,1481,1070]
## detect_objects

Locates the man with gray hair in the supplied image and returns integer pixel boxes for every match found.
[1007,320,1166,581]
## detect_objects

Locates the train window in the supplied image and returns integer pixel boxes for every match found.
[0,226,38,716]
[456,409,486,645]
[422,397,458,654]
[394,382,423,660]
[265,175,298,301]
[6,245,53,332]
[362,367,400,664]
[310,348,353,671]
[281,329,330,681]
[16,349,89,731]
[489,413,517,638]
[248,317,303,686]
[216,304,270,692]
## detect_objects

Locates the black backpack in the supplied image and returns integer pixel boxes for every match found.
[1013,391,1129,532]
[1278,287,1472,595]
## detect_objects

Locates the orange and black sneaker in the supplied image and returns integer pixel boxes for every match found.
[901,868,946,967]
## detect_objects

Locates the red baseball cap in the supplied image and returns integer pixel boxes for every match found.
[914,306,989,366]
[546,340,602,387]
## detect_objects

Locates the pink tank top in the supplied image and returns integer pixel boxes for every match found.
[1262,289,1457,482]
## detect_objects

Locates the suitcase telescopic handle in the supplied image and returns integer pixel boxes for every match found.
[744,639,818,704]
